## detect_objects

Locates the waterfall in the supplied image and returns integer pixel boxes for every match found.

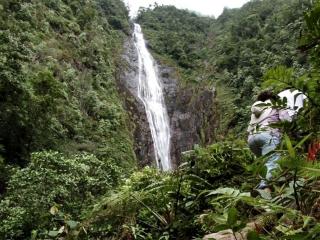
[133,23,172,171]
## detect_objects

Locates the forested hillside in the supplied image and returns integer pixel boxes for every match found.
[1,0,320,239]
[137,0,310,134]
[0,0,135,166]
[0,0,136,238]
[78,1,320,239]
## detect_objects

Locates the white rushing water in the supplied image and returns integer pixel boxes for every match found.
[133,23,172,171]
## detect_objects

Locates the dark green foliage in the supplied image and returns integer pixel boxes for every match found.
[0,0,136,238]
[299,0,320,60]
[185,141,254,187]
[83,2,320,240]
[98,0,131,34]
[0,0,135,167]
[137,1,309,84]
[2,0,320,239]
[0,151,121,239]
[137,0,310,134]
[261,0,320,137]
[137,5,213,69]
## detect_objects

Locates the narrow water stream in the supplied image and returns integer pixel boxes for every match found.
[133,23,172,171]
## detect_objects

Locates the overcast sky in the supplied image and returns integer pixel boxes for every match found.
[124,0,250,18]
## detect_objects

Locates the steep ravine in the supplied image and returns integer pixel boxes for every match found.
[118,29,218,168]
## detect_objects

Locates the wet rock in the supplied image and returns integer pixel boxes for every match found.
[117,37,155,167]
[158,65,218,167]
[118,34,218,168]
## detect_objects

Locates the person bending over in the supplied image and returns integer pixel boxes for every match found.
[247,90,291,190]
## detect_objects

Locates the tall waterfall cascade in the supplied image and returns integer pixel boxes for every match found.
[133,23,172,171]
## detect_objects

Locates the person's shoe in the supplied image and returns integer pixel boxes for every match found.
[257,180,269,190]
[263,187,272,193]
[251,181,272,197]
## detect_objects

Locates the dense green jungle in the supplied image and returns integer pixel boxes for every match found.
[1,0,320,239]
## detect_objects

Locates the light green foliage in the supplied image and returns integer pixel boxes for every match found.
[83,141,253,239]
[196,137,320,239]
[200,184,320,239]
[0,151,121,239]
[186,141,254,187]
[262,25,320,136]
[83,167,174,239]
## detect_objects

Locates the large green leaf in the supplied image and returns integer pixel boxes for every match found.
[207,188,240,197]
[48,231,59,237]
[227,207,238,227]
[66,220,79,229]
[284,134,295,158]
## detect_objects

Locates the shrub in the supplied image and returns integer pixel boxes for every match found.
[184,141,254,188]
[83,142,254,239]
[0,151,121,239]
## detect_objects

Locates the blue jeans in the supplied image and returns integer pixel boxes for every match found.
[248,132,280,188]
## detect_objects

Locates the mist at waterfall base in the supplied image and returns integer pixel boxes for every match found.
[133,24,172,171]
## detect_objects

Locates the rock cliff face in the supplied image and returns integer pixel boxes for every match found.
[160,66,218,167]
[118,37,155,167]
[118,36,218,168]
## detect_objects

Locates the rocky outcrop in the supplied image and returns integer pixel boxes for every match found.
[203,222,259,240]
[159,66,218,167]
[204,229,240,240]
[118,35,218,168]
[203,214,278,240]
[118,37,155,167]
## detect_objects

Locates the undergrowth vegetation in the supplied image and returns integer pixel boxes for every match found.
[82,142,254,239]
[81,120,320,239]
[77,1,320,239]
[1,0,320,239]
[0,151,122,239]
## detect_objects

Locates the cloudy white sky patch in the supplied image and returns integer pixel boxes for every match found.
[124,0,250,18]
